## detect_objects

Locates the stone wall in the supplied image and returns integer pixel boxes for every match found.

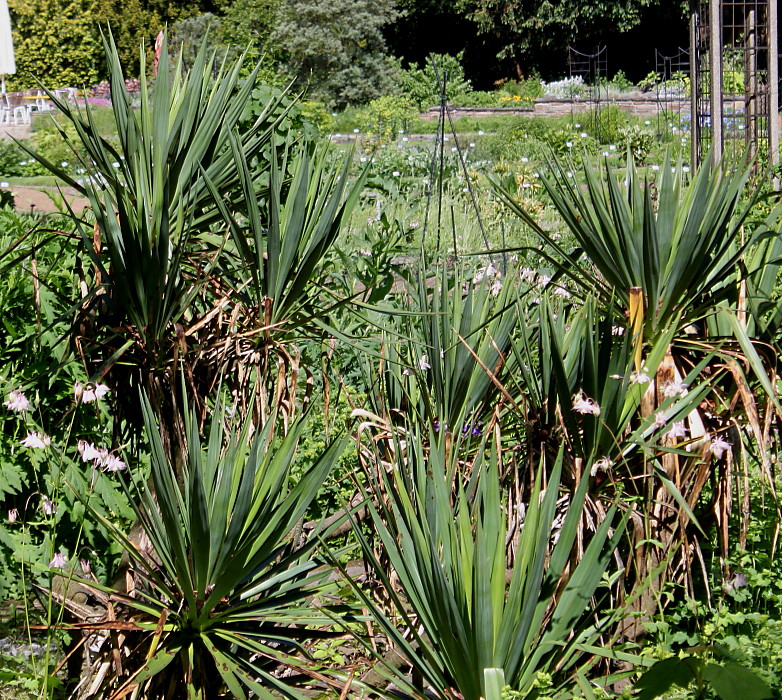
[423,96,691,121]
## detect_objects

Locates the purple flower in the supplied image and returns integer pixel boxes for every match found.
[709,435,731,460]
[49,552,67,569]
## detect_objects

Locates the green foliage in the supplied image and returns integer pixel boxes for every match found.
[74,396,351,697]
[399,52,473,111]
[351,440,628,699]
[491,152,758,339]
[459,0,659,75]
[217,0,282,67]
[0,217,135,599]
[610,69,634,92]
[635,652,772,700]
[272,0,400,108]
[355,94,418,143]
[7,0,103,89]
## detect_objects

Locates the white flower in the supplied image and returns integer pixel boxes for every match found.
[417,355,431,371]
[402,367,413,376]
[96,448,111,468]
[653,411,668,428]
[590,457,612,476]
[538,274,551,287]
[485,263,498,278]
[392,171,400,177]
[520,267,536,282]
[353,128,360,133]
[473,269,485,284]
[42,498,55,516]
[630,370,651,386]
[573,392,600,416]
[80,558,91,575]
[7,508,18,524]
[103,454,126,472]
[667,422,687,439]
[21,431,50,449]
[709,435,731,459]
[662,380,688,398]
[49,552,66,569]
[521,157,529,162]
[78,440,101,463]
[553,286,571,298]
[566,142,573,148]
[609,144,617,151]
[580,132,588,138]
[651,164,660,171]
[4,390,30,413]
[75,381,110,403]
[491,278,503,297]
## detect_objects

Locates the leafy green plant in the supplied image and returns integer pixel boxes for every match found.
[355,94,418,143]
[68,395,352,699]
[400,52,473,110]
[635,648,772,700]
[349,437,628,699]
[491,152,760,339]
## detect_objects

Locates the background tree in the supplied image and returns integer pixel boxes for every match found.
[454,0,687,80]
[7,0,103,89]
[271,0,400,108]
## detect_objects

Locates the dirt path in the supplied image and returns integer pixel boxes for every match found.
[10,185,90,215]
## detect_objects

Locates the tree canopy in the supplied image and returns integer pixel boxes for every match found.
[6,0,689,99]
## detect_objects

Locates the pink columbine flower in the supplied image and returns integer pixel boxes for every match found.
[573,392,600,416]
[653,411,668,428]
[21,431,50,449]
[662,380,688,398]
[4,390,30,413]
[78,440,101,462]
[630,370,651,386]
[79,559,91,575]
[667,422,687,439]
[75,382,110,404]
[42,498,55,516]
[590,457,612,476]
[709,435,732,459]
[7,508,18,524]
[49,552,67,569]
[103,454,126,472]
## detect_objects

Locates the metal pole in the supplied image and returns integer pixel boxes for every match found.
[769,0,780,175]
[690,6,700,166]
[710,0,724,161]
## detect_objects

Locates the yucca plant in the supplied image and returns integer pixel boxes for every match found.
[361,263,519,444]
[67,395,351,699]
[349,433,629,699]
[491,152,760,340]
